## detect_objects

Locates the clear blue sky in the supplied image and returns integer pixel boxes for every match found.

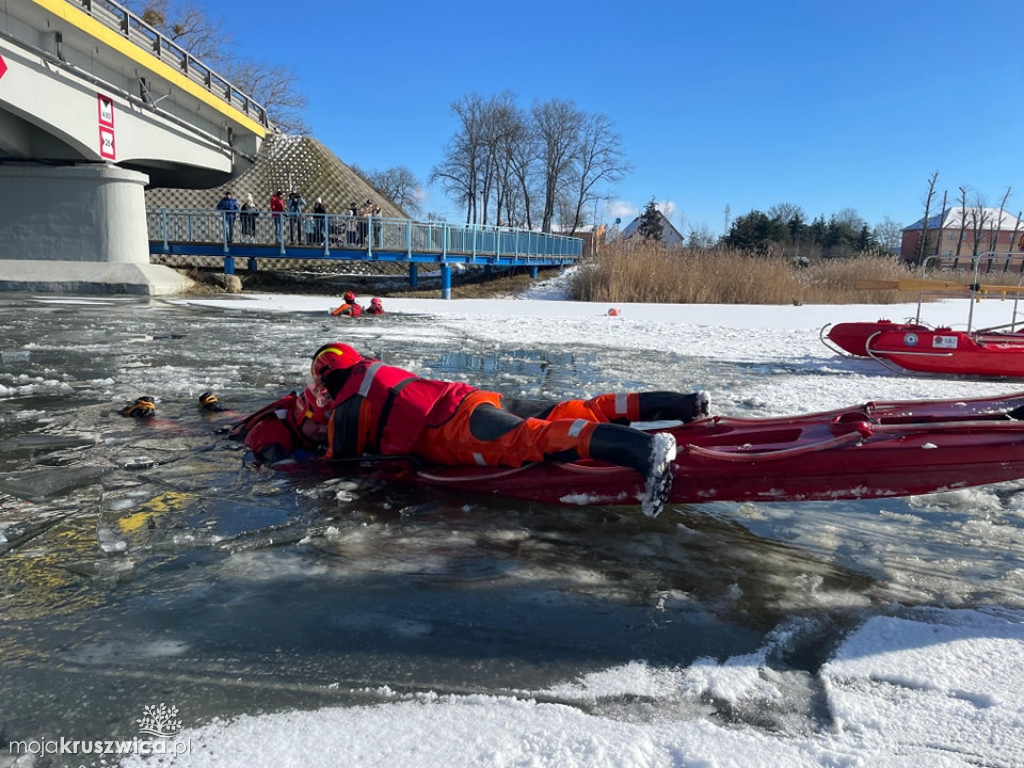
[225,0,1024,235]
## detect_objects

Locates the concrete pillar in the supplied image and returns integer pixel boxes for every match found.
[0,163,193,295]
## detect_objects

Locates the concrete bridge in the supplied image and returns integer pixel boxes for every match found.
[0,0,269,294]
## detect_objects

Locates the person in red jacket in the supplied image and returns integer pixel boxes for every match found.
[365,297,385,315]
[269,190,286,243]
[330,291,363,317]
[234,343,711,517]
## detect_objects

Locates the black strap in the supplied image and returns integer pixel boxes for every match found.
[374,376,417,449]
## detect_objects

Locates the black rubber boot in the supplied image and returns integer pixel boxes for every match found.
[588,424,677,517]
[637,391,710,423]
[587,423,657,474]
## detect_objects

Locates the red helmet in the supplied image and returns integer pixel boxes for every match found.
[311,342,363,380]
[343,291,356,302]
[292,386,329,427]
[370,297,383,307]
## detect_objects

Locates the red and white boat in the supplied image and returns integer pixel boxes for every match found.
[821,319,928,358]
[863,326,1024,378]
[823,275,1024,377]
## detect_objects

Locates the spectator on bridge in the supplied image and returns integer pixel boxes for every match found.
[347,201,360,245]
[358,199,373,245]
[330,291,363,318]
[216,191,239,242]
[371,202,383,247]
[269,191,286,243]
[240,193,258,242]
[313,198,327,245]
[288,190,306,244]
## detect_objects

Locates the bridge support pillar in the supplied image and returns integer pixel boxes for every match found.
[441,264,451,300]
[0,163,193,295]
[409,263,418,288]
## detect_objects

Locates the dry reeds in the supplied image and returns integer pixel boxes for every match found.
[571,243,942,304]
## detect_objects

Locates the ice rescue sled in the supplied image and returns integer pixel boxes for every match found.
[375,391,1024,506]
[823,274,1024,378]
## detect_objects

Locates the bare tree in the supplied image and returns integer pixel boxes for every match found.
[128,0,227,62]
[915,172,940,264]
[766,202,804,222]
[968,193,991,257]
[126,0,308,133]
[956,186,970,257]
[835,207,866,231]
[354,165,422,215]
[435,93,630,232]
[872,216,903,254]
[430,93,490,224]
[505,112,541,229]
[564,113,629,235]
[533,99,585,233]
[686,223,717,249]
[1010,210,1024,255]
[222,60,309,134]
[991,187,1012,252]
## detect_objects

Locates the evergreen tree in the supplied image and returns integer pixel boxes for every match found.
[637,199,663,242]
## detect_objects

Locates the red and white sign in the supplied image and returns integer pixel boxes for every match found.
[98,94,114,127]
[97,94,116,160]
[0,53,8,81]
[99,126,116,160]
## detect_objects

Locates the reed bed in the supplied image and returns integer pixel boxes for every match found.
[569,243,1021,305]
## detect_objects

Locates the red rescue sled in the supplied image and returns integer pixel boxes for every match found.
[863,327,1024,378]
[821,319,928,358]
[375,391,1024,506]
[824,273,1024,377]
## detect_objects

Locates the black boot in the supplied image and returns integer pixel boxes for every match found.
[588,424,677,517]
[637,391,710,423]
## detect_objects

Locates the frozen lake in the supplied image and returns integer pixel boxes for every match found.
[1,288,1023,767]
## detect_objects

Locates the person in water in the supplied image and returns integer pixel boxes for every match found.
[365,297,385,315]
[232,343,711,517]
[330,291,363,318]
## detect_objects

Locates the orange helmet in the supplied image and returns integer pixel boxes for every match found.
[343,291,356,302]
[311,342,363,380]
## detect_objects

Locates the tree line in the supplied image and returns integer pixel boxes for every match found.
[719,205,902,259]
[908,172,1019,264]
[429,92,629,233]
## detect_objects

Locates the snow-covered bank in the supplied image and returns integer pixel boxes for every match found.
[119,608,1024,768]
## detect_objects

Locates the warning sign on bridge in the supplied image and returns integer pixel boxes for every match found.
[97,94,116,160]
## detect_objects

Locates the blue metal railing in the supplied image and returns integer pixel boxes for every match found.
[146,208,583,263]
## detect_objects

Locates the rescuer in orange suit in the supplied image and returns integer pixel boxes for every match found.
[233,343,711,517]
[330,291,363,317]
